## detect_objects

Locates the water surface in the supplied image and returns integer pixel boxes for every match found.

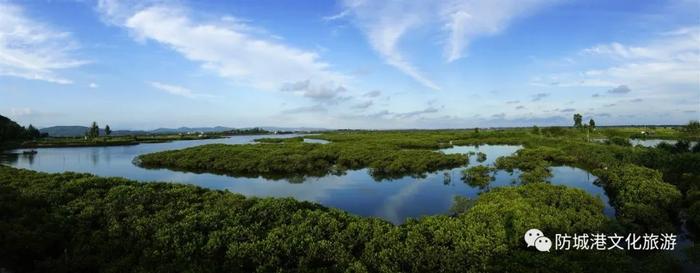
[1,136,614,223]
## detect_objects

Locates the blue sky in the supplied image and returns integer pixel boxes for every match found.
[1,0,698,129]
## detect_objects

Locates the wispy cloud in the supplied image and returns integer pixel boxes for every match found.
[281,104,328,114]
[333,0,556,89]
[440,0,556,62]
[10,107,32,117]
[280,80,349,104]
[363,90,382,98]
[529,26,699,123]
[351,101,373,110]
[607,85,631,94]
[149,81,210,98]
[531,92,549,101]
[322,9,350,21]
[0,1,87,84]
[394,106,440,119]
[99,1,347,95]
[534,27,700,91]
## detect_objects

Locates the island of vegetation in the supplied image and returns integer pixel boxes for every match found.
[461,165,494,188]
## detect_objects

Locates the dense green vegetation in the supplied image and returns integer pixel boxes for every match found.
[254,136,305,143]
[0,166,680,273]
[138,141,468,180]
[593,165,681,233]
[461,165,494,188]
[0,114,44,146]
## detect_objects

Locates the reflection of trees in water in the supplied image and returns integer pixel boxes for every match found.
[104,148,111,164]
[0,153,19,164]
[24,153,35,165]
[0,152,36,165]
[286,175,306,184]
[443,171,451,185]
[91,149,99,166]
[476,152,487,163]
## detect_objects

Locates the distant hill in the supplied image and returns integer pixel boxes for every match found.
[0,114,29,142]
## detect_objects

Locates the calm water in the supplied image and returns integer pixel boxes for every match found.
[593,138,697,148]
[1,135,614,223]
[631,139,698,147]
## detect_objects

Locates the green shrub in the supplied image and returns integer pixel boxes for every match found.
[461,165,494,188]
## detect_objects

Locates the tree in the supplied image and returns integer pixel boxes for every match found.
[88,122,99,139]
[105,125,112,136]
[474,127,480,134]
[589,119,596,130]
[531,125,540,135]
[0,115,26,142]
[26,124,40,139]
[573,113,583,128]
[685,120,700,134]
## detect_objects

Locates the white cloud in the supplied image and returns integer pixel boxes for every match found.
[89,82,99,88]
[440,0,555,62]
[338,1,438,90]
[531,92,549,101]
[334,0,556,89]
[607,85,630,94]
[280,80,350,104]
[534,27,700,92]
[0,1,86,84]
[281,104,328,114]
[149,81,208,98]
[529,27,699,123]
[394,106,440,119]
[322,9,350,21]
[363,90,381,97]
[351,100,373,109]
[98,2,347,97]
[10,107,32,117]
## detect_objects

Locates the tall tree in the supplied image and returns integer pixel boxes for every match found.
[589,119,596,130]
[89,122,99,139]
[573,113,583,128]
[105,125,112,136]
[686,120,700,134]
[26,124,40,139]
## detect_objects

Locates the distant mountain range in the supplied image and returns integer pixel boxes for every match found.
[39,126,329,137]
